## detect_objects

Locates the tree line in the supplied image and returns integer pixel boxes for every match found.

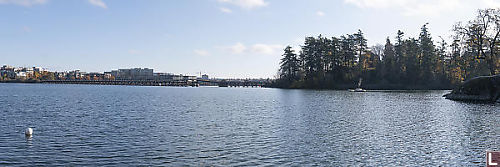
[274,8,499,89]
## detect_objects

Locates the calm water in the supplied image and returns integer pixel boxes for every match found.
[0,83,498,166]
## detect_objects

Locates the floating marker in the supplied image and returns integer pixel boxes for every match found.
[25,128,33,136]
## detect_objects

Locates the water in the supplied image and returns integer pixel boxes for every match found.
[0,83,498,166]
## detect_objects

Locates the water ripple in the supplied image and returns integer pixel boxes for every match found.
[0,84,498,166]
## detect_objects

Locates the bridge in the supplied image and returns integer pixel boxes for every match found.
[213,80,270,87]
[43,79,272,87]
[43,80,199,87]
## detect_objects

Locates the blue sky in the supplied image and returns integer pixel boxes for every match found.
[0,0,498,78]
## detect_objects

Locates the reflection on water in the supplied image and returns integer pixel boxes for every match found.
[0,83,498,166]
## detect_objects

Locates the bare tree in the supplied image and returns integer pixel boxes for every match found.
[453,8,499,75]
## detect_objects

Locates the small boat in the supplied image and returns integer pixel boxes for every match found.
[349,78,366,92]
[349,87,366,92]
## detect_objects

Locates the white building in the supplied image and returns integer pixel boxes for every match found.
[15,71,26,78]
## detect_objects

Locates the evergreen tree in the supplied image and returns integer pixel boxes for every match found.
[279,46,299,82]
[419,23,436,83]
[403,38,420,84]
[383,38,396,82]
[394,30,405,82]
[273,10,498,89]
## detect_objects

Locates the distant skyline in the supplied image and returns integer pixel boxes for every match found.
[1,0,498,78]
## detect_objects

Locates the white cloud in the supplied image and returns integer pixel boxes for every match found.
[220,7,232,13]
[221,43,283,55]
[227,42,247,54]
[88,0,107,9]
[251,44,283,55]
[0,0,48,6]
[316,11,325,17]
[344,0,465,16]
[217,0,268,10]
[194,49,210,56]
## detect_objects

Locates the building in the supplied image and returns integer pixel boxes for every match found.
[54,72,68,80]
[68,70,82,79]
[83,72,105,80]
[201,74,209,80]
[1,65,50,80]
[111,68,154,80]
[172,74,183,81]
[33,67,45,73]
[104,72,113,80]
[0,65,16,79]
[183,75,197,81]
[23,67,34,77]
[154,73,174,80]
[15,71,27,79]
[152,73,198,81]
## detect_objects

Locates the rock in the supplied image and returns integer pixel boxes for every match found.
[444,75,500,102]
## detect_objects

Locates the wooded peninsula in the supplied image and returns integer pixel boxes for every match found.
[272,8,499,90]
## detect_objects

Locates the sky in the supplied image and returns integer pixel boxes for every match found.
[0,0,499,78]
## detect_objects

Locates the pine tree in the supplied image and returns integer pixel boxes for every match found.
[419,23,436,83]
[279,46,299,82]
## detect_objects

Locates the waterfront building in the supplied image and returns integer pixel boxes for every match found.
[33,67,45,73]
[154,73,174,80]
[24,67,34,76]
[112,68,154,80]
[1,65,51,80]
[84,72,105,80]
[0,65,16,79]
[15,71,27,79]
[172,74,183,81]
[183,75,197,81]
[104,72,113,80]
[1,65,14,70]
[54,72,68,80]
[67,70,82,80]
[1,65,199,82]
[201,74,209,80]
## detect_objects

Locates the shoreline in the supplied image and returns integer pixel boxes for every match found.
[1,80,453,90]
[269,83,454,91]
[0,80,42,83]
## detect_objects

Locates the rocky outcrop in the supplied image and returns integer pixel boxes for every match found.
[444,75,500,103]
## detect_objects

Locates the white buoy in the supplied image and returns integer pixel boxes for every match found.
[25,128,33,136]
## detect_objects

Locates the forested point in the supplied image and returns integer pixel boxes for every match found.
[272,8,500,90]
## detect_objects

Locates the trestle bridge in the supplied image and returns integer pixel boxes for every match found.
[43,79,271,87]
